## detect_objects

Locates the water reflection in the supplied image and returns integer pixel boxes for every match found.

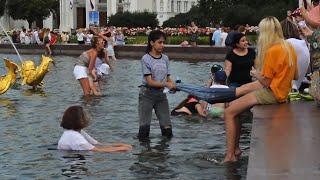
[22,88,47,97]
[0,56,249,179]
[59,151,92,179]
[131,138,176,179]
[0,98,17,117]
[266,104,297,175]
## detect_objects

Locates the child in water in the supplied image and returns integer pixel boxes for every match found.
[138,30,176,141]
[58,106,132,152]
[207,70,229,118]
[207,64,224,87]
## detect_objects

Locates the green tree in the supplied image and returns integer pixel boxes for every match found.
[163,6,213,27]
[7,0,58,28]
[108,11,159,28]
[0,0,6,16]
[164,0,298,27]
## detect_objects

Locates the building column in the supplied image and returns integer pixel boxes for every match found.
[107,0,116,17]
[60,0,74,32]
[130,0,138,12]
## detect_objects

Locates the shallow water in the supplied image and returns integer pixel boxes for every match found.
[0,54,251,179]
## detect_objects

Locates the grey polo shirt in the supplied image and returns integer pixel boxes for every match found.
[141,53,170,86]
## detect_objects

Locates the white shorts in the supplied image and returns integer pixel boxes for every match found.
[97,63,110,76]
[73,65,88,80]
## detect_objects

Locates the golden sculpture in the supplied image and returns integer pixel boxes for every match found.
[20,55,54,89]
[0,58,19,94]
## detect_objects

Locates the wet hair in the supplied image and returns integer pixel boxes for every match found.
[187,95,198,100]
[60,106,90,130]
[214,70,227,85]
[91,36,100,48]
[97,49,106,59]
[232,33,245,49]
[280,19,301,40]
[105,32,111,37]
[146,30,166,53]
[211,64,223,74]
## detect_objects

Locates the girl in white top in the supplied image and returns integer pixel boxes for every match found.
[281,19,310,91]
[58,106,132,152]
[76,29,85,44]
[101,31,117,61]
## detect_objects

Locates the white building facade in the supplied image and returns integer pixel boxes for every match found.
[59,0,198,32]
[108,0,198,25]
[60,0,109,31]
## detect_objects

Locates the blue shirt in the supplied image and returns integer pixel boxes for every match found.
[212,29,221,46]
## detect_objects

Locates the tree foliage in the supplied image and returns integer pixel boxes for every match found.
[0,0,7,16]
[108,11,159,28]
[6,0,58,28]
[163,0,298,27]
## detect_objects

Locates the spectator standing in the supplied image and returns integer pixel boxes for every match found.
[212,24,222,46]
[115,28,125,46]
[76,29,85,44]
[20,28,26,44]
[225,25,240,48]
[189,21,199,47]
[221,27,228,47]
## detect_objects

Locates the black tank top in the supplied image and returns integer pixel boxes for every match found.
[184,102,198,114]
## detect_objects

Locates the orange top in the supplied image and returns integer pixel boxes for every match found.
[261,43,297,102]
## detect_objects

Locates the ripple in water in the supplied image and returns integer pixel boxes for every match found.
[0,54,251,179]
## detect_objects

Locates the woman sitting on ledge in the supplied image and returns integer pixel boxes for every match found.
[222,16,298,163]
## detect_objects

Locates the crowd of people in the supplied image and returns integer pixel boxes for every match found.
[0,23,259,47]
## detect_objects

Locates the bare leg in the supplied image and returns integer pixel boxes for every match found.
[78,78,91,96]
[175,107,192,115]
[234,117,242,158]
[91,81,102,96]
[45,44,52,55]
[223,92,259,163]
[236,81,263,97]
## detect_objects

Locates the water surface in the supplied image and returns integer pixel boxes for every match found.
[0,54,251,179]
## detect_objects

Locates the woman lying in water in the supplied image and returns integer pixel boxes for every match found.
[171,95,207,117]
[172,71,230,118]
[58,106,132,152]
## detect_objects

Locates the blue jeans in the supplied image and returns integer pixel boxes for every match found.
[229,82,241,88]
